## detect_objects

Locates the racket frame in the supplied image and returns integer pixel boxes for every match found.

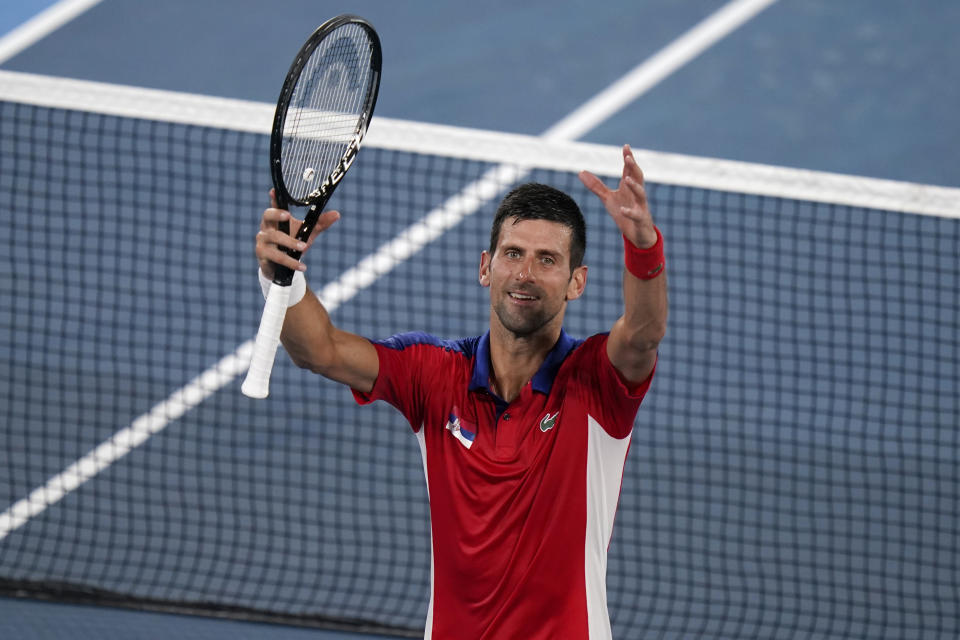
[242,14,381,399]
[271,14,381,287]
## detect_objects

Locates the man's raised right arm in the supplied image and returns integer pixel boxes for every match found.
[255,189,379,393]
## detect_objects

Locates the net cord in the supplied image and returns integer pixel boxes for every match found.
[1,69,957,218]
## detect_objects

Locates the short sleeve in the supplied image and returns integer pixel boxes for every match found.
[351,339,427,432]
[571,334,655,439]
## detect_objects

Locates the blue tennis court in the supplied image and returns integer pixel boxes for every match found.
[4,0,958,186]
[1,1,958,639]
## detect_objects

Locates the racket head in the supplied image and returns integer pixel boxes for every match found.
[270,15,382,210]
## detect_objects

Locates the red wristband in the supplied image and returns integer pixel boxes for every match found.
[623,227,665,280]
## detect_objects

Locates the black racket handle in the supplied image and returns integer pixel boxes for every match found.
[271,189,297,287]
[272,202,322,287]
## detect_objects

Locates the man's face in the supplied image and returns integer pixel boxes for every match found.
[479,217,587,338]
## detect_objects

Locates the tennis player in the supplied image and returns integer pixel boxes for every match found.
[254,144,667,639]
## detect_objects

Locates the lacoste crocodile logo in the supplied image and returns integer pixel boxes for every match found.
[539,411,558,432]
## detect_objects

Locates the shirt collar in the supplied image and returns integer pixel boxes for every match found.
[469,328,579,396]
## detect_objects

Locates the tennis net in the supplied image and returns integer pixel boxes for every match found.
[1,70,958,638]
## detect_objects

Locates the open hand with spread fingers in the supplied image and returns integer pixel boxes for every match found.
[579,144,657,249]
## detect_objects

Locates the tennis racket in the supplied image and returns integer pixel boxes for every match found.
[242,15,382,399]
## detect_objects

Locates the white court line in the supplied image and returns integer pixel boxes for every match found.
[543,0,779,140]
[0,0,778,541]
[0,0,102,64]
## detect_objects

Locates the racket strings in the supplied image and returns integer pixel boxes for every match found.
[282,23,375,202]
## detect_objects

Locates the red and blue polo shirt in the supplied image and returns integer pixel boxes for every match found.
[352,329,653,639]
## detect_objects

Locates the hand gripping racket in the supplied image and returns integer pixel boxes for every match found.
[242,15,381,399]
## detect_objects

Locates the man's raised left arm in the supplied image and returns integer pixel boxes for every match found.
[579,144,668,383]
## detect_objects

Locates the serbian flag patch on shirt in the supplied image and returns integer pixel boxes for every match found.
[445,409,475,449]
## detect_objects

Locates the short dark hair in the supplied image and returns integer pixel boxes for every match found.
[489,183,586,270]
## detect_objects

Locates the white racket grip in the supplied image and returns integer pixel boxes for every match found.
[241,283,292,398]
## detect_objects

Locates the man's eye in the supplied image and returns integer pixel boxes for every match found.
[541,256,555,265]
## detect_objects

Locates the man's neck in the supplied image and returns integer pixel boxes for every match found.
[487,321,561,404]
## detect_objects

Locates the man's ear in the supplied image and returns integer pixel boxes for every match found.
[565,265,588,301]
[478,250,491,287]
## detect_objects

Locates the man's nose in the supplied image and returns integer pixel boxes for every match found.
[516,257,535,281]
